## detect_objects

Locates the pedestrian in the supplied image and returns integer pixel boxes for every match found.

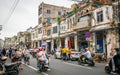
[9,48,12,59]
[2,48,6,56]
[62,47,67,61]
[67,48,71,60]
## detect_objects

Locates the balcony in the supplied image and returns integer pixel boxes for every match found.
[73,20,90,30]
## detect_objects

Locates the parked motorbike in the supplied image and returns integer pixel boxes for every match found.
[105,60,120,74]
[78,55,95,66]
[0,56,21,75]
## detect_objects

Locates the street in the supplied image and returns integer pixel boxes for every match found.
[16,55,108,75]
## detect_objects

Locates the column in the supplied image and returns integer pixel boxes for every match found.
[65,37,69,49]
[51,39,54,51]
[75,35,78,51]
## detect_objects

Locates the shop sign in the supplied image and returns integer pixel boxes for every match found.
[85,32,91,38]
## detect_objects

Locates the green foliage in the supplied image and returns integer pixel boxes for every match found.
[73,7,77,14]
[57,16,61,25]
[19,41,23,45]
[67,7,78,17]
[27,32,31,36]
[56,38,60,46]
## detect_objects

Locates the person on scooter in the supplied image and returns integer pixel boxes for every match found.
[37,47,48,67]
[109,48,120,74]
[82,47,92,63]
[23,47,30,65]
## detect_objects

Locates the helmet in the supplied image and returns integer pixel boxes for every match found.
[38,47,42,51]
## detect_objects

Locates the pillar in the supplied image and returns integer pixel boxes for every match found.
[75,35,78,51]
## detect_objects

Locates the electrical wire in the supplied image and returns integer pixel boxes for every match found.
[3,0,20,26]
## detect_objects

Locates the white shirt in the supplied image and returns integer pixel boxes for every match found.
[37,51,46,60]
[23,49,29,55]
[83,50,92,58]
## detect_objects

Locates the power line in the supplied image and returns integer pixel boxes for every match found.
[3,0,20,26]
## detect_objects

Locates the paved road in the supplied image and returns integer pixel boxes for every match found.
[15,55,109,75]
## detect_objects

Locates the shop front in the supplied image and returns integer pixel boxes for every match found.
[77,31,90,51]
[61,38,65,48]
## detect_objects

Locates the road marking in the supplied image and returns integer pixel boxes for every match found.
[22,62,49,75]
[63,62,93,70]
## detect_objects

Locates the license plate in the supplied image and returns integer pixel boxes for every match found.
[75,53,78,55]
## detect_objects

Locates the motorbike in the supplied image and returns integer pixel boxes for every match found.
[105,60,120,74]
[78,55,95,66]
[0,56,21,75]
[24,54,30,65]
[31,52,37,58]
[37,60,49,72]
[37,54,50,72]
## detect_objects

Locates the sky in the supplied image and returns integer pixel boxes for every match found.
[0,0,76,40]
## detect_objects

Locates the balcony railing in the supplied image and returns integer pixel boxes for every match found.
[73,20,90,30]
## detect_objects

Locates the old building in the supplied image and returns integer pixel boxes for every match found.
[36,2,70,52]
[90,5,115,58]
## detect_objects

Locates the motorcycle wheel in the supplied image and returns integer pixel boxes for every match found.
[105,66,111,74]
[88,60,95,66]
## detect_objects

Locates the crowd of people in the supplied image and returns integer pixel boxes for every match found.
[0,47,50,70]
[0,46,120,74]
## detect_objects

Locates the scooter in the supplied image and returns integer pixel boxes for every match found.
[78,55,95,66]
[105,60,120,74]
[37,54,50,72]
[37,60,49,72]
[0,56,21,75]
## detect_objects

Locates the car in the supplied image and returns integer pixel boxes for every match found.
[70,50,80,61]
[54,50,61,59]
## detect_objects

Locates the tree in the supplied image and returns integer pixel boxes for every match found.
[56,16,61,47]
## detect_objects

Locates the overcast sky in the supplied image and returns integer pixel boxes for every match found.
[0,0,75,40]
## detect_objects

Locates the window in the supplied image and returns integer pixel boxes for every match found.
[38,18,42,24]
[67,20,70,29]
[58,11,61,15]
[38,27,42,34]
[38,8,42,15]
[47,30,51,35]
[47,9,51,14]
[97,11,103,22]
[53,26,57,34]
[73,17,75,24]
[47,18,51,23]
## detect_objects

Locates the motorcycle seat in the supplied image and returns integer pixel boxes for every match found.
[5,63,17,68]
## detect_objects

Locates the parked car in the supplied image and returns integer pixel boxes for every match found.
[54,50,61,59]
[70,50,80,61]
